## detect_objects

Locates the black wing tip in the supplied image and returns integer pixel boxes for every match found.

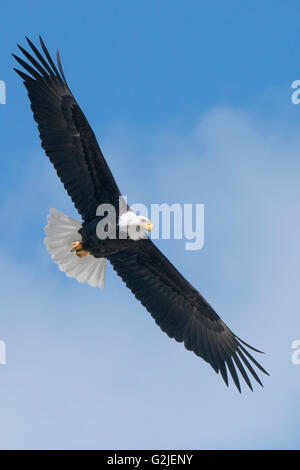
[13,35,67,85]
[237,340,269,376]
[235,335,265,354]
[25,35,36,49]
[222,377,229,388]
[184,327,268,392]
[56,48,68,86]
[219,335,269,392]
[13,67,32,82]
[38,35,46,50]
[232,341,269,392]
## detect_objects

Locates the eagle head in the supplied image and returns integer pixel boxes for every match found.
[119,211,153,240]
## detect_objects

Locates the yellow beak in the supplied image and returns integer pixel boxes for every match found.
[147,222,153,232]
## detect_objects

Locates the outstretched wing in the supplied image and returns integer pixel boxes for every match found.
[13,36,121,222]
[14,37,268,392]
[109,239,269,392]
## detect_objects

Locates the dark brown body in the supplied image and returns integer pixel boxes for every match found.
[80,217,146,258]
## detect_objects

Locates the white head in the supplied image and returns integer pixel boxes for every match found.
[119,211,153,240]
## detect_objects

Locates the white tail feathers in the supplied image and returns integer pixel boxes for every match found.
[44,208,106,289]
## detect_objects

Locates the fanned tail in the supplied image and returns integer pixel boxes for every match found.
[44,208,106,289]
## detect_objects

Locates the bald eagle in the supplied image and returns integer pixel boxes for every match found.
[13,36,268,392]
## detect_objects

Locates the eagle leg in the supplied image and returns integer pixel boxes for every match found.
[71,241,89,258]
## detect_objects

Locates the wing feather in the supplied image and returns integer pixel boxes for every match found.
[13,36,122,221]
[109,240,268,392]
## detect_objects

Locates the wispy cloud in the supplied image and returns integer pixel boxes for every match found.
[1,106,300,449]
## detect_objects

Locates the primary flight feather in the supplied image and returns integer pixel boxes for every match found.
[13,36,269,392]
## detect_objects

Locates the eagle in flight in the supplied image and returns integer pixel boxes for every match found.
[13,36,268,392]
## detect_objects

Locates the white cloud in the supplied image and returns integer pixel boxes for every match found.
[1,106,300,448]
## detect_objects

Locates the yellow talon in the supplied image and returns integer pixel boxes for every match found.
[71,241,89,258]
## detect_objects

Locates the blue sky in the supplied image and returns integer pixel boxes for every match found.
[1,0,300,449]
